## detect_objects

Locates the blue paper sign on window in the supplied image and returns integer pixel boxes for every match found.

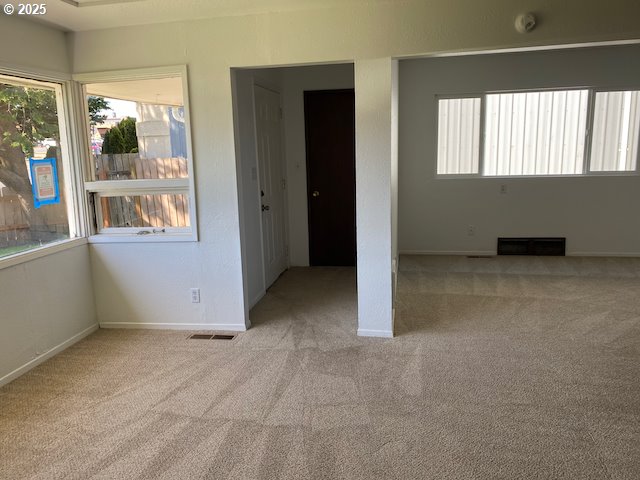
[29,158,60,209]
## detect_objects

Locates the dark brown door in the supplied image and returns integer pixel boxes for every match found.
[304,89,356,266]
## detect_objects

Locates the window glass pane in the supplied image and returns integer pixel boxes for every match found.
[484,90,588,176]
[85,76,188,181]
[0,79,71,259]
[590,91,640,172]
[99,194,190,229]
[437,97,481,174]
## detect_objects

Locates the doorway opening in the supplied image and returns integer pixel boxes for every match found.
[231,63,356,329]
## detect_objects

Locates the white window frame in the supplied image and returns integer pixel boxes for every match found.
[73,65,198,243]
[435,87,640,179]
[0,68,88,270]
[585,87,640,176]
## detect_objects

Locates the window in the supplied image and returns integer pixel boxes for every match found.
[437,89,640,177]
[76,67,197,241]
[437,97,480,174]
[590,91,640,172]
[0,74,77,259]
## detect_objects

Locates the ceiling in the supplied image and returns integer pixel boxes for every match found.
[38,0,388,32]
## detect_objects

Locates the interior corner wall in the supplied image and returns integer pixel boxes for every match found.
[391,59,399,301]
[233,68,283,312]
[355,58,394,337]
[69,1,640,335]
[0,17,97,386]
[0,15,70,74]
[281,64,354,267]
[399,44,640,256]
[0,246,97,386]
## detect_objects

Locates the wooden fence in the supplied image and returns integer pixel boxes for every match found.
[0,194,29,245]
[94,154,190,229]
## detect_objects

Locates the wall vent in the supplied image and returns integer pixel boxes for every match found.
[497,237,566,256]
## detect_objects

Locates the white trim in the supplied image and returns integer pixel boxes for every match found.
[85,179,189,193]
[88,233,195,243]
[567,252,640,257]
[62,80,91,239]
[399,250,640,258]
[73,65,187,83]
[0,63,71,83]
[75,65,199,242]
[357,328,394,338]
[0,324,98,388]
[0,238,88,271]
[99,322,248,332]
[398,39,640,61]
[399,250,495,256]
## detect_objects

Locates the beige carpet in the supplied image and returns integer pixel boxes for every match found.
[1,256,639,479]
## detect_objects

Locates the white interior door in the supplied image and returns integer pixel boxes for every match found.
[254,84,287,288]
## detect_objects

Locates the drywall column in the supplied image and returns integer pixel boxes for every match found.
[355,58,396,338]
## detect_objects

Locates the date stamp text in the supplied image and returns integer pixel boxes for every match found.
[3,3,47,15]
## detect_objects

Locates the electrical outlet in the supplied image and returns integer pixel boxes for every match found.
[190,288,200,303]
[500,184,508,194]
[467,225,475,236]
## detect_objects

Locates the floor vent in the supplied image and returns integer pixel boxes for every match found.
[497,237,566,256]
[467,255,493,259]
[188,334,214,340]
[212,334,236,340]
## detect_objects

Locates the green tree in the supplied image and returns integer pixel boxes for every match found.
[102,125,125,154]
[87,96,111,125]
[0,83,58,228]
[101,117,139,154]
[101,129,111,154]
[119,117,138,153]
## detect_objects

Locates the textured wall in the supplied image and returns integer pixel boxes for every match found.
[68,1,640,334]
[399,44,640,256]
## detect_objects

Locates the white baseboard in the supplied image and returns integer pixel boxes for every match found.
[399,250,495,256]
[399,250,640,258]
[357,328,394,338]
[99,322,248,332]
[567,252,640,258]
[0,323,99,388]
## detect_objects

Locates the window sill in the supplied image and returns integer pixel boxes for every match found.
[88,232,197,244]
[0,237,88,271]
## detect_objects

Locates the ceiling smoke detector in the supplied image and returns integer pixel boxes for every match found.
[515,13,537,33]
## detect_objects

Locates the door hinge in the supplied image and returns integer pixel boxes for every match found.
[285,245,289,256]
[282,178,286,189]
[279,107,283,119]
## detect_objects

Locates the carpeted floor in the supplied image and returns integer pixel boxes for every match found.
[1,256,639,479]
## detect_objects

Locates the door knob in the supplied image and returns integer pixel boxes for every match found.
[262,205,270,212]
[312,191,320,197]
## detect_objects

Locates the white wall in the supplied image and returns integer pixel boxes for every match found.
[399,44,640,256]
[0,15,70,74]
[355,58,395,337]
[281,63,354,266]
[0,245,97,386]
[233,64,353,316]
[0,16,97,386]
[69,1,640,334]
[233,68,283,313]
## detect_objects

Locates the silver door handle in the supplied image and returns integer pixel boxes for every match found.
[262,205,270,211]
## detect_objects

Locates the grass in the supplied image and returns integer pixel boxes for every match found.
[0,244,41,259]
